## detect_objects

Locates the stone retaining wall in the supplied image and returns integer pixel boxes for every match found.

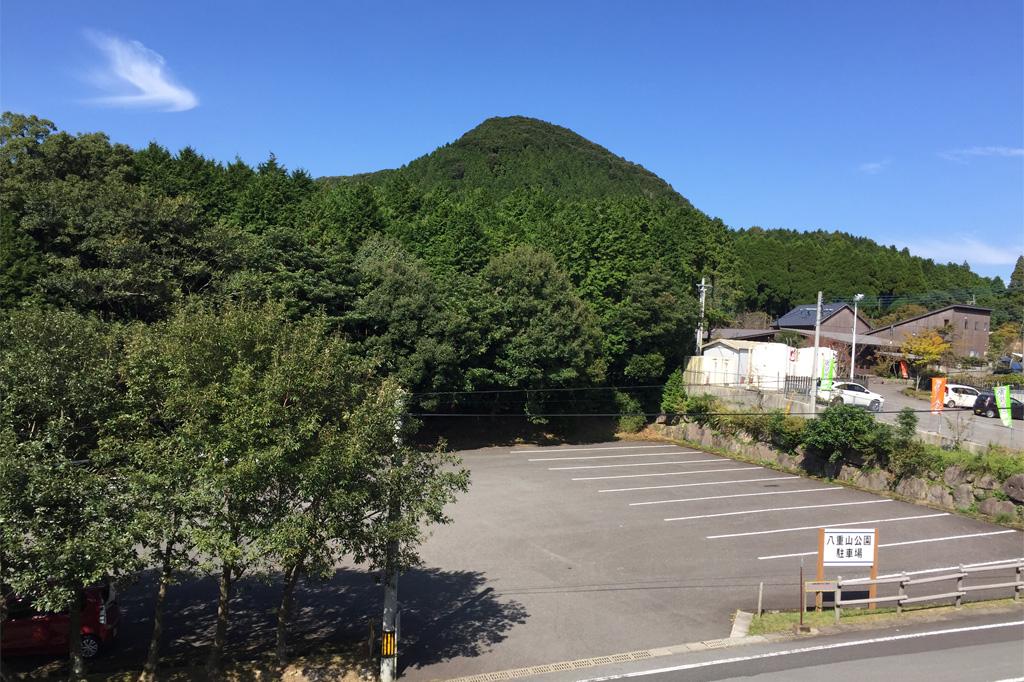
[652,422,1024,525]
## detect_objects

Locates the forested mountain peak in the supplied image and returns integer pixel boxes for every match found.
[328,115,690,205]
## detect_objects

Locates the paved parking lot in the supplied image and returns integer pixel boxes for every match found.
[405,441,1023,681]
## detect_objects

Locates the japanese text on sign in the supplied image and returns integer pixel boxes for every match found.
[822,528,876,567]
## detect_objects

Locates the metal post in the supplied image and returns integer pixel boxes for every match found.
[757,581,764,617]
[834,576,842,624]
[799,558,805,631]
[897,573,907,615]
[809,292,823,416]
[695,278,710,356]
[380,560,398,682]
[955,565,964,607]
[380,389,407,682]
[851,294,863,379]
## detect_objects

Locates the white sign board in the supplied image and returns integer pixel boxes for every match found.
[822,527,875,567]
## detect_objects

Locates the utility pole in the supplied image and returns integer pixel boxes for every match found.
[695,277,710,355]
[851,293,864,379]
[380,390,406,682]
[809,292,823,416]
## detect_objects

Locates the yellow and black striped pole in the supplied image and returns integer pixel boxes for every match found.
[381,629,397,657]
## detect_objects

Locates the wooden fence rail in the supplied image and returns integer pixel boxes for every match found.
[833,560,1024,623]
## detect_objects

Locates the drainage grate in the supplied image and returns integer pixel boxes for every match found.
[702,638,731,649]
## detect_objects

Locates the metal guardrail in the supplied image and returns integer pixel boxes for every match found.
[832,560,1024,623]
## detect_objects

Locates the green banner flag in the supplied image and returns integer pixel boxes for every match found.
[821,358,835,391]
[994,385,1013,428]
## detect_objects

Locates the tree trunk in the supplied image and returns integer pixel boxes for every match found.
[68,587,85,679]
[275,556,306,666]
[205,563,232,676]
[139,539,175,682]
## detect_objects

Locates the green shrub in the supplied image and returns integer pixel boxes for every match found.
[802,403,889,466]
[684,394,721,429]
[768,412,807,453]
[888,440,940,480]
[931,443,1024,481]
[660,368,687,414]
[615,390,646,433]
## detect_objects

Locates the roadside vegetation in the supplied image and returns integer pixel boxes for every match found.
[747,599,1022,636]
[658,378,1024,482]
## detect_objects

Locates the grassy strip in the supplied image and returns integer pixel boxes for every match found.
[748,598,1021,636]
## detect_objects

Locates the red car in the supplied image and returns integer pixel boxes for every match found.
[2,583,120,659]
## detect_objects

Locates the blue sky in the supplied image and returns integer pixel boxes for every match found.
[2,1,1022,280]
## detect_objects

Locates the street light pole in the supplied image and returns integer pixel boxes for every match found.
[851,294,864,379]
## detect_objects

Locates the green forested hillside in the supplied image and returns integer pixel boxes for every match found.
[1,112,1019,423]
[325,115,687,204]
[733,228,1010,323]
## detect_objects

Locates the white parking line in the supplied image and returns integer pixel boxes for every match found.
[630,487,839,506]
[573,466,759,482]
[528,450,700,462]
[758,530,1020,560]
[599,475,797,493]
[707,513,949,539]
[549,459,722,471]
[665,499,891,522]
[521,444,679,456]
[883,529,1019,548]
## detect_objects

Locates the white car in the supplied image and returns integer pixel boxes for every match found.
[944,383,980,409]
[818,381,884,412]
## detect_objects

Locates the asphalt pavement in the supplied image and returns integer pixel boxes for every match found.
[400,440,1024,681]
[558,608,1024,682]
[869,380,1021,450]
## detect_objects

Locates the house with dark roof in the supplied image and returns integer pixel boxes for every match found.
[864,304,991,358]
[775,302,872,335]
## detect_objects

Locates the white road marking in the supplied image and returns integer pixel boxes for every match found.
[599,475,797,493]
[549,459,722,470]
[666,499,890,522]
[573,466,759,482]
[758,529,1020,560]
[707,513,949,539]
[522,444,680,456]
[630,487,839,506]
[575,620,1024,681]
[528,450,700,462]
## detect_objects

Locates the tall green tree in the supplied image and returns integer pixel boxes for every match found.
[0,310,137,677]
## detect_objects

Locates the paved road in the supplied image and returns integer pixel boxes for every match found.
[400,441,1024,680]
[552,609,1024,682]
[868,380,1021,450]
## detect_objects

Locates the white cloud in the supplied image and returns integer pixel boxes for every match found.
[858,159,891,175]
[84,31,198,112]
[939,146,1024,163]
[894,237,1023,267]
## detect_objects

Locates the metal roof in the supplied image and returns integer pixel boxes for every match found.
[775,303,849,328]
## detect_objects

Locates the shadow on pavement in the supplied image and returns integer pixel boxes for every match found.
[4,567,528,679]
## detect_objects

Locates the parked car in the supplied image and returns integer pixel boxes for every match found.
[2,583,119,659]
[944,383,981,409]
[818,381,885,412]
[972,393,1024,420]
